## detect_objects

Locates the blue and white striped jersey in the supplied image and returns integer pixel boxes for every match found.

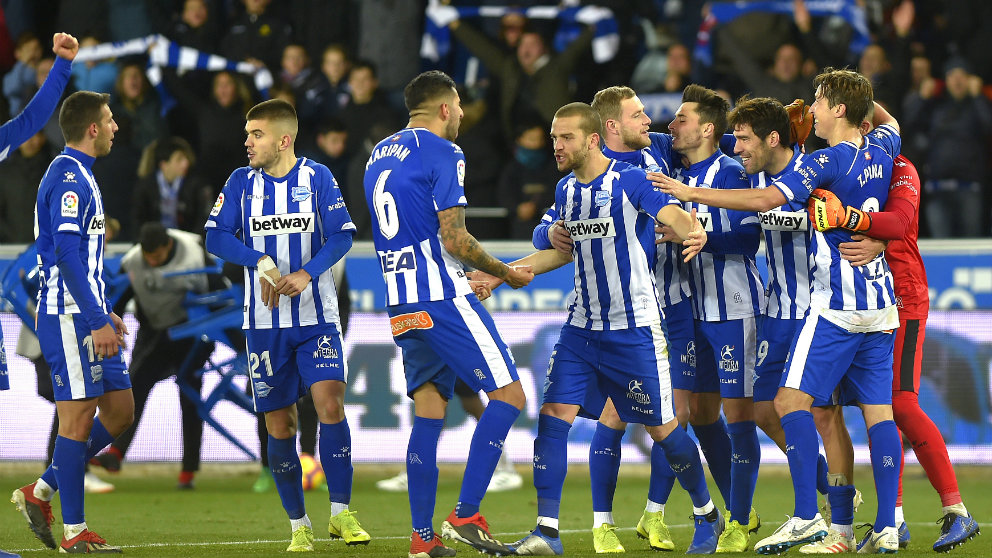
[603,132,691,308]
[676,151,764,321]
[753,146,813,319]
[205,157,355,329]
[556,160,681,330]
[363,128,474,307]
[35,149,110,319]
[773,125,900,311]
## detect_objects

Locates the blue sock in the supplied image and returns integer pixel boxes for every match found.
[589,423,624,512]
[648,440,677,505]
[456,400,520,518]
[816,454,829,495]
[42,417,117,491]
[868,420,900,531]
[827,484,855,526]
[728,420,760,524]
[781,410,818,519]
[659,427,710,508]
[692,417,732,507]
[408,416,443,542]
[52,436,86,524]
[534,414,571,521]
[319,419,352,505]
[268,435,305,520]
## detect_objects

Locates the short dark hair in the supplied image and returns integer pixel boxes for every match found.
[317,117,347,136]
[554,102,604,142]
[154,136,195,167]
[350,59,377,79]
[681,84,729,135]
[139,221,171,253]
[728,95,790,143]
[813,67,873,127]
[59,91,110,144]
[404,70,457,113]
[246,98,298,137]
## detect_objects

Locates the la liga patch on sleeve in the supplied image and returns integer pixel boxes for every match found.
[210,193,225,216]
[61,191,79,217]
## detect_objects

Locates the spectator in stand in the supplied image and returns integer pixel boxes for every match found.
[725,41,811,104]
[354,0,423,112]
[858,1,915,118]
[498,120,559,240]
[289,0,352,68]
[3,32,43,115]
[339,60,401,157]
[0,131,57,242]
[279,43,314,96]
[110,61,165,153]
[904,57,992,238]
[663,43,693,94]
[132,137,213,234]
[433,6,594,144]
[298,118,349,192]
[69,36,117,95]
[107,0,154,42]
[167,0,220,54]
[165,69,256,193]
[297,44,351,131]
[220,0,292,76]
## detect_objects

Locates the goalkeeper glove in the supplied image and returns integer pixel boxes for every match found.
[807,188,871,232]
[785,98,813,146]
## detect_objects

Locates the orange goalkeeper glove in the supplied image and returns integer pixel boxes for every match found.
[785,98,813,146]
[807,188,871,232]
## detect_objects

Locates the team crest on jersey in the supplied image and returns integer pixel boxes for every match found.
[61,191,79,217]
[291,184,312,202]
[594,190,610,207]
[86,214,106,235]
[864,152,872,161]
[210,193,224,216]
[456,159,466,187]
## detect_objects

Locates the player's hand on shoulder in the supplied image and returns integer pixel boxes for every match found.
[838,234,886,267]
[650,172,693,202]
[52,32,79,61]
[681,208,707,262]
[503,264,534,289]
[549,221,573,254]
[274,270,311,298]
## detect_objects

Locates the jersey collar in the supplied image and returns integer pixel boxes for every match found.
[62,147,95,169]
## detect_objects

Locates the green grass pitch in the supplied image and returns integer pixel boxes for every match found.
[2,463,987,557]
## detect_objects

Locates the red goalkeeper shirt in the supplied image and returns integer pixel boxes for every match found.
[869,155,929,318]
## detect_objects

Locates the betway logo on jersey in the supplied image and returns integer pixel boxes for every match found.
[758,210,808,231]
[86,214,106,235]
[248,212,314,236]
[694,212,714,232]
[563,217,615,241]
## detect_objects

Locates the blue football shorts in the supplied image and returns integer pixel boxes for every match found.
[388,295,518,400]
[543,323,675,427]
[781,309,895,405]
[37,313,130,401]
[245,322,346,413]
[693,316,757,398]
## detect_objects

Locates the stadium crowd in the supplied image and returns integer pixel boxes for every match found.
[2,0,988,556]
[0,0,988,244]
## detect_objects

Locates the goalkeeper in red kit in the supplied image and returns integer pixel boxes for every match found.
[808,152,980,552]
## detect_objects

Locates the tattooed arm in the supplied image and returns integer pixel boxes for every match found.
[438,206,533,288]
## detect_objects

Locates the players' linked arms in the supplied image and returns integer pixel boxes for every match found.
[838,234,886,267]
[807,188,871,232]
[438,206,533,288]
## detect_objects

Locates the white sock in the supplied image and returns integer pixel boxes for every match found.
[34,479,54,501]
[64,522,87,540]
[331,502,349,516]
[830,523,854,538]
[894,506,905,525]
[943,502,968,517]
[290,515,312,531]
[593,511,614,527]
[537,516,559,531]
[645,500,664,513]
[693,500,715,516]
